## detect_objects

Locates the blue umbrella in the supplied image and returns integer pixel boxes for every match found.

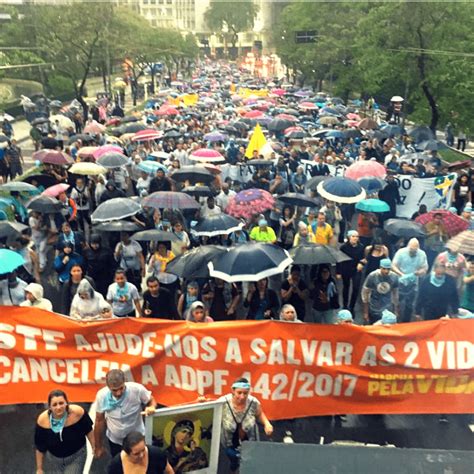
[0,249,25,274]
[317,177,366,204]
[381,124,404,136]
[358,177,386,194]
[355,198,390,213]
[326,130,344,139]
[138,161,168,174]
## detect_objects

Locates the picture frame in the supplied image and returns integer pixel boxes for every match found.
[145,400,223,474]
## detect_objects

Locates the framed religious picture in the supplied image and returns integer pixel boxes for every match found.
[145,400,223,474]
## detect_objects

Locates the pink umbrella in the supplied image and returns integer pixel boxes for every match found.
[131,129,163,142]
[32,150,74,166]
[284,126,304,135]
[345,161,387,180]
[83,121,106,135]
[155,106,179,116]
[77,146,98,159]
[345,120,359,128]
[275,113,298,122]
[271,88,286,96]
[299,101,318,110]
[226,189,275,219]
[346,112,361,120]
[42,183,70,197]
[189,148,225,163]
[93,145,123,160]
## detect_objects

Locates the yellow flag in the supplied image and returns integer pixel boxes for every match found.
[245,123,267,159]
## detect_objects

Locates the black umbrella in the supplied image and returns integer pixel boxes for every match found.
[0,181,38,193]
[384,219,426,238]
[93,221,141,232]
[91,197,141,223]
[343,129,363,139]
[27,195,62,213]
[121,116,139,123]
[278,193,321,208]
[192,214,243,237]
[416,140,446,152]
[268,119,292,132]
[0,221,28,239]
[97,152,128,168]
[31,117,50,126]
[123,123,147,134]
[230,121,250,131]
[208,243,293,282]
[24,174,58,188]
[246,159,275,168]
[305,176,330,193]
[170,166,215,184]
[182,185,213,197]
[166,245,227,278]
[163,130,182,139]
[131,229,179,242]
[68,134,95,144]
[289,244,351,265]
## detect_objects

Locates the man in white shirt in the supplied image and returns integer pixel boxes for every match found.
[216,182,236,211]
[201,196,222,218]
[94,369,156,458]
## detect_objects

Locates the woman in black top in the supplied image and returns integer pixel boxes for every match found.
[35,389,94,474]
[59,264,95,314]
[108,431,173,474]
[244,278,280,320]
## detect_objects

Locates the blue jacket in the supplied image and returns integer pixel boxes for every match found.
[54,252,84,283]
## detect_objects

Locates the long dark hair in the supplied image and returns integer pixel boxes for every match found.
[47,389,69,414]
[123,431,145,454]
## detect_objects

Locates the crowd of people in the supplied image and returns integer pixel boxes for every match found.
[0,61,473,472]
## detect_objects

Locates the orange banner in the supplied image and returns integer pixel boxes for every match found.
[0,307,472,419]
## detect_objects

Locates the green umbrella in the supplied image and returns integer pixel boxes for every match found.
[355,199,390,213]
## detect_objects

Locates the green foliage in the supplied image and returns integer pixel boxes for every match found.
[46,74,72,97]
[205,0,259,47]
[274,1,474,133]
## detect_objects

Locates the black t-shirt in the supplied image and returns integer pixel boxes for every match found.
[143,288,178,320]
[108,446,168,474]
[34,412,93,458]
[281,279,307,321]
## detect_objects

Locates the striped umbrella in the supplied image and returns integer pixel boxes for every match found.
[446,230,474,255]
[131,129,163,142]
[189,148,225,163]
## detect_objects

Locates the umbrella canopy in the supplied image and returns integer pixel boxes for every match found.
[76,146,99,159]
[182,185,213,197]
[26,195,62,213]
[298,101,318,110]
[390,96,404,102]
[345,161,386,180]
[170,166,215,184]
[289,244,351,265]
[358,118,378,130]
[355,198,390,213]
[69,162,107,176]
[148,151,171,161]
[0,181,38,193]
[91,198,141,223]
[226,188,275,219]
[446,230,474,255]
[318,116,339,126]
[381,124,404,136]
[383,219,426,238]
[33,150,73,166]
[93,145,123,159]
[42,183,70,198]
[326,130,345,139]
[305,175,330,193]
[49,114,74,129]
[408,126,435,144]
[97,152,128,169]
[317,177,366,204]
[0,221,28,240]
[192,214,243,237]
[268,118,292,132]
[131,229,179,242]
[24,174,58,188]
[278,193,321,208]
[68,134,96,144]
[189,148,225,163]
[166,245,227,279]
[131,129,163,142]
[123,123,147,134]
[208,243,293,282]
[83,121,106,135]
[417,139,445,152]
[93,221,141,232]
[358,177,386,194]
[0,249,25,275]
[415,210,469,237]
[142,191,200,210]
[204,130,228,142]
[137,161,168,175]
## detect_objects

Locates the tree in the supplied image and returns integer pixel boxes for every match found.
[204,0,259,57]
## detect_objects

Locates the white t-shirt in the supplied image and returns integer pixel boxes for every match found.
[107,282,139,316]
[216,190,236,211]
[95,382,152,444]
[29,216,46,241]
[115,240,142,271]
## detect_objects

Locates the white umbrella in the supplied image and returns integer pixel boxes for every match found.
[49,114,75,129]
[390,96,404,102]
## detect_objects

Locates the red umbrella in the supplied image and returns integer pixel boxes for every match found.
[131,129,163,142]
[345,161,387,180]
[83,121,106,135]
[283,126,304,135]
[226,188,275,219]
[93,145,123,160]
[33,150,73,165]
[298,101,318,110]
[155,106,179,116]
[415,210,469,237]
[270,88,286,96]
[189,148,225,163]
[244,110,264,119]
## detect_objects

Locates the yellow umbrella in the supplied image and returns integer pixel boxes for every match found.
[69,162,107,176]
[245,123,267,159]
[105,135,123,144]
[49,114,74,129]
